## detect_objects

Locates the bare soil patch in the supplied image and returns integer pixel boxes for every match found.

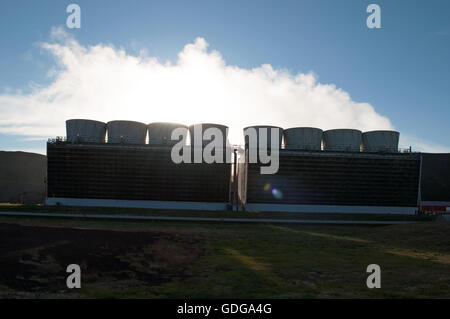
[0,223,203,294]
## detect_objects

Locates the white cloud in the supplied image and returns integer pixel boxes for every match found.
[0,27,444,153]
[399,135,450,153]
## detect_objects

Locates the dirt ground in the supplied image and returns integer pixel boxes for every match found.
[2,218,450,298]
[0,223,203,297]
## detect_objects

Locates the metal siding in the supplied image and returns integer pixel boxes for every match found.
[47,142,231,203]
[243,126,283,150]
[284,127,323,150]
[245,150,420,207]
[148,122,187,146]
[66,119,107,143]
[362,130,400,153]
[107,121,147,144]
[323,129,362,152]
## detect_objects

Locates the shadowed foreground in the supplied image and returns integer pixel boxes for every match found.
[1,217,450,298]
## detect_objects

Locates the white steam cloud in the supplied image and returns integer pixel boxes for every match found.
[0,27,398,147]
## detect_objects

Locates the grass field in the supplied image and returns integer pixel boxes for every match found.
[0,212,449,298]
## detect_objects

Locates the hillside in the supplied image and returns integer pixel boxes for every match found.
[0,151,46,204]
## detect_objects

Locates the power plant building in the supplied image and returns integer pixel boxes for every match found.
[47,120,448,214]
[238,127,421,214]
[47,120,231,210]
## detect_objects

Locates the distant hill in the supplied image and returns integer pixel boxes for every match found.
[0,151,46,204]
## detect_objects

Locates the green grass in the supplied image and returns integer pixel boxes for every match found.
[1,215,450,298]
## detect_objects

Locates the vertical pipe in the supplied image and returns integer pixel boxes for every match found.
[45,142,49,204]
[233,148,238,210]
[242,147,249,212]
[227,147,233,210]
[417,153,423,214]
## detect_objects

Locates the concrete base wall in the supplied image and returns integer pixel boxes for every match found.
[244,203,417,215]
[46,197,229,211]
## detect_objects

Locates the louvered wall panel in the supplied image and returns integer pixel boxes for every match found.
[245,150,420,207]
[47,143,231,203]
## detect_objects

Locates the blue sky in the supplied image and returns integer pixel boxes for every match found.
[0,0,449,154]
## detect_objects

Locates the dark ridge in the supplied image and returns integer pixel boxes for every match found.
[0,151,46,204]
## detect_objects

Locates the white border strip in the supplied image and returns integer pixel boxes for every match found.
[244,203,417,215]
[420,201,450,206]
[0,211,419,225]
[46,197,228,211]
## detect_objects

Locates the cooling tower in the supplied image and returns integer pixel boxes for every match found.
[244,125,283,150]
[323,129,362,152]
[188,123,229,147]
[107,120,147,144]
[148,122,188,146]
[284,127,323,150]
[362,130,399,153]
[66,119,106,143]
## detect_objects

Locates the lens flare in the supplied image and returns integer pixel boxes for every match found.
[271,188,283,199]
